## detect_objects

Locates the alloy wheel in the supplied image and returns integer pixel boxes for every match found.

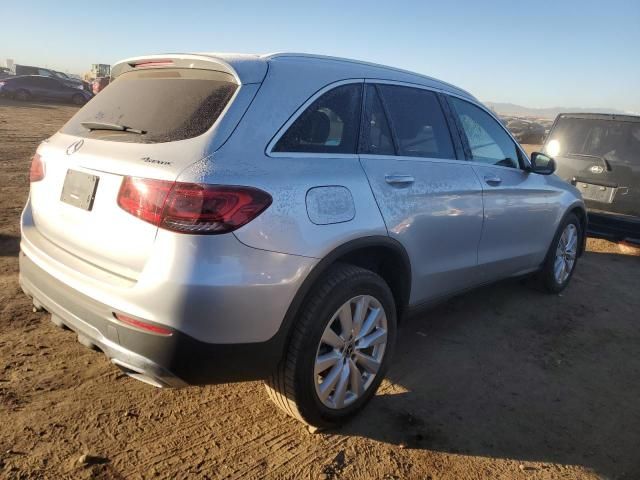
[314,295,388,409]
[554,223,578,284]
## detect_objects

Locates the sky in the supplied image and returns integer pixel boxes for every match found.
[2,0,639,112]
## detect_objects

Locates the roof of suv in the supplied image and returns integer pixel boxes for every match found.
[114,52,476,101]
[556,112,640,123]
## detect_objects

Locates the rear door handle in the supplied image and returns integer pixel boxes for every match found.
[385,174,415,186]
[484,175,502,186]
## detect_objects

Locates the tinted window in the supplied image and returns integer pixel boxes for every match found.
[15,66,38,75]
[61,68,237,144]
[274,83,362,154]
[377,85,455,159]
[360,84,394,155]
[545,117,640,166]
[451,97,520,168]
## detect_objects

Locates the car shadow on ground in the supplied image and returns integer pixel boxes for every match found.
[339,251,640,479]
[0,234,20,257]
[0,98,77,110]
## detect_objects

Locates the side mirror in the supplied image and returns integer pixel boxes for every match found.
[529,152,556,175]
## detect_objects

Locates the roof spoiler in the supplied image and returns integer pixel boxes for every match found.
[111,53,268,85]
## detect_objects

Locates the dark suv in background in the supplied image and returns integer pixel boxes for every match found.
[544,113,640,244]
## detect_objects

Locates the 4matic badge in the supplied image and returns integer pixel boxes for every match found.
[141,156,172,166]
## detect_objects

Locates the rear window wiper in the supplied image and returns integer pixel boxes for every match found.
[81,121,147,135]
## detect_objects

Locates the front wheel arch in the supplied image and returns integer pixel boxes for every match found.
[569,206,588,256]
[560,205,587,256]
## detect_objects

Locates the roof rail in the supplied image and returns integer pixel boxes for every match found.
[262,52,475,99]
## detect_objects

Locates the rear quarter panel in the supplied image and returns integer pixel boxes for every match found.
[178,154,388,259]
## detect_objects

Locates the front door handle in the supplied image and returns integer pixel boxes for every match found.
[385,174,415,186]
[484,175,502,186]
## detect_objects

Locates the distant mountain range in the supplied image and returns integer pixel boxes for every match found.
[484,102,630,119]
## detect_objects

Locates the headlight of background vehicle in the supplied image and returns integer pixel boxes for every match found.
[545,139,561,157]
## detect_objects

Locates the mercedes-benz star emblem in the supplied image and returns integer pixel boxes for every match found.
[66,139,84,155]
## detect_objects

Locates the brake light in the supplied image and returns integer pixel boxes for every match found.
[113,313,173,336]
[117,177,173,225]
[117,177,272,234]
[29,153,45,182]
[131,59,174,68]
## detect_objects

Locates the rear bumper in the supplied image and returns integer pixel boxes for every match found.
[587,210,640,245]
[20,252,185,387]
[19,252,294,386]
[19,196,318,386]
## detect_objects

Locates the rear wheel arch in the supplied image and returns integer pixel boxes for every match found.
[332,241,411,321]
[15,88,31,101]
[280,236,411,341]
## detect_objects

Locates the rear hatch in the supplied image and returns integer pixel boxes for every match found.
[544,114,640,218]
[29,60,242,280]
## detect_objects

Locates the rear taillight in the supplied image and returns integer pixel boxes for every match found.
[117,177,272,234]
[29,153,45,182]
[117,177,173,225]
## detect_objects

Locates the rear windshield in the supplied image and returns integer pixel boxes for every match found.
[546,117,640,165]
[61,68,237,143]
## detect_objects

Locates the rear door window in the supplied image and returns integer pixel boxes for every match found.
[61,68,238,143]
[376,84,455,159]
[450,97,520,168]
[273,83,363,154]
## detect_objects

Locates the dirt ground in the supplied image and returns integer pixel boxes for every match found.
[1,98,639,480]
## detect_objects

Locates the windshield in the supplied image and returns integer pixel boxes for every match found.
[61,68,238,143]
[545,116,640,165]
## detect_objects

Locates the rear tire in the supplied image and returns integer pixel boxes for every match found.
[539,213,581,293]
[15,89,31,101]
[72,93,86,105]
[265,263,397,428]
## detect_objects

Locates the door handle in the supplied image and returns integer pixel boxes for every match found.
[483,175,502,186]
[385,174,415,186]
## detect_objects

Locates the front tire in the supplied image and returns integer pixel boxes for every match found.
[265,264,397,428]
[539,213,581,293]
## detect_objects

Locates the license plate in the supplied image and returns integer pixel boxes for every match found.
[578,182,615,203]
[60,169,99,211]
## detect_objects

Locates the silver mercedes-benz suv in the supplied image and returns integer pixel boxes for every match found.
[20,52,586,427]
